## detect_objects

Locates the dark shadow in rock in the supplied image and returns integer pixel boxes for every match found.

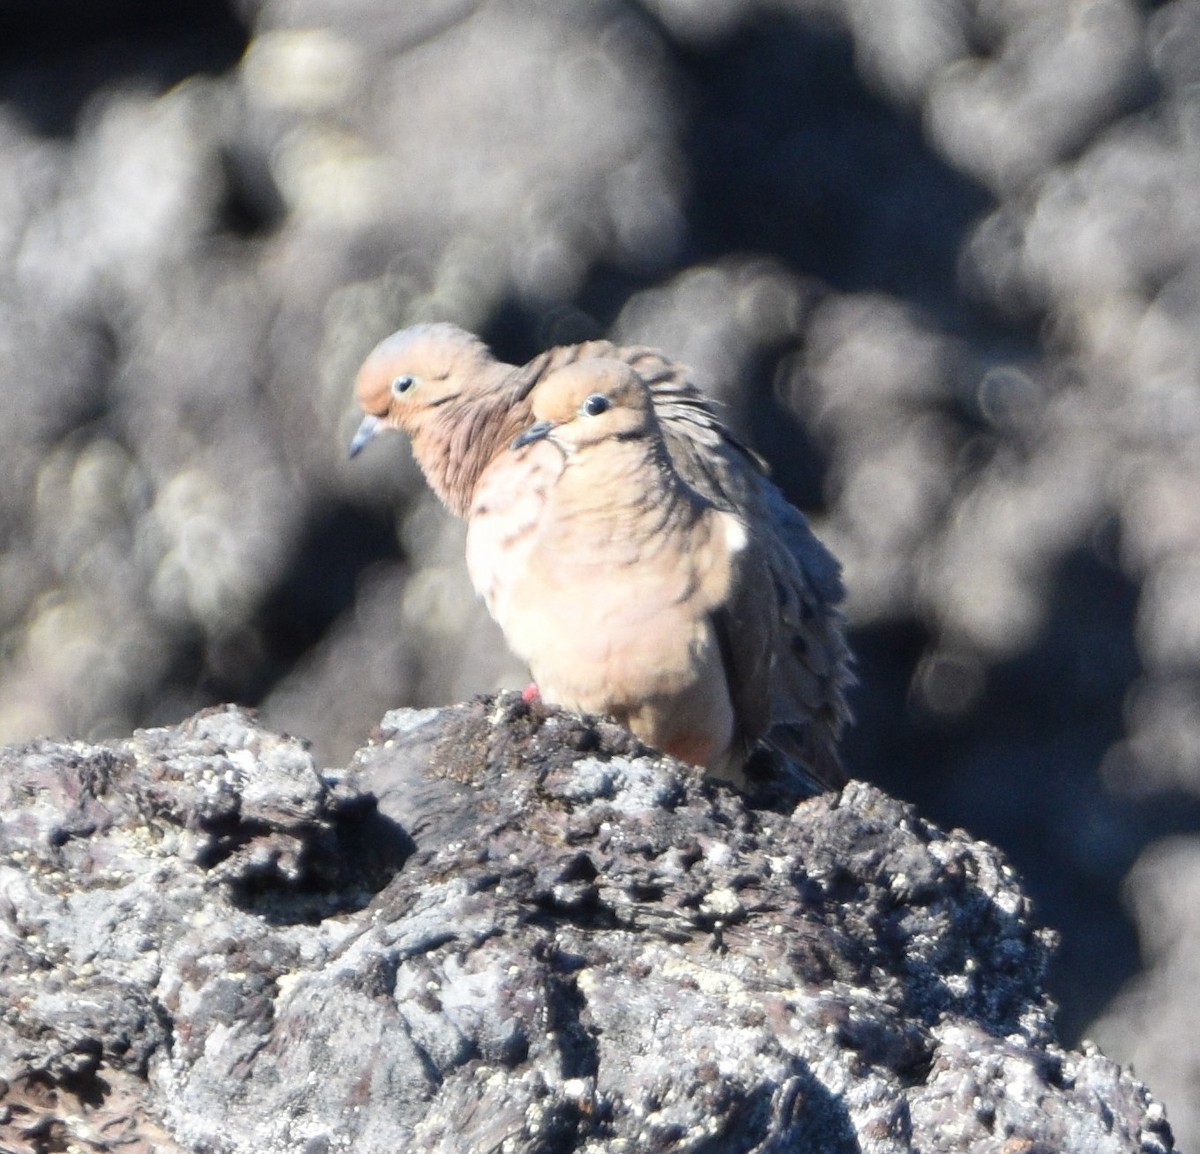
[542,967,600,1084]
[220,793,415,926]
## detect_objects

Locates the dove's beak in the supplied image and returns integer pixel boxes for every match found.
[512,420,553,449]
[349,414,382,458]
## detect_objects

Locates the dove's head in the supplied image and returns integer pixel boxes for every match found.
[349,323,497,457]
[515,359,657,453]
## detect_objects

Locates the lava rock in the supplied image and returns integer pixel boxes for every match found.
[0,699,1173,1152]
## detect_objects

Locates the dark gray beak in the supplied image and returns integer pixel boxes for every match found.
[348,414,382,458]
[512,420,553,449]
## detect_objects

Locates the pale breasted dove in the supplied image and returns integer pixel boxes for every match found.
[350,323,851,789]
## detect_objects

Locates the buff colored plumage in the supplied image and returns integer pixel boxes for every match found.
[350,322,850,789]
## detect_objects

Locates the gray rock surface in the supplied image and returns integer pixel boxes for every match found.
[0,702,1173,1152]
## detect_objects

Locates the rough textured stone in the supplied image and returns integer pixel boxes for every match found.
[0,702,1173,1152]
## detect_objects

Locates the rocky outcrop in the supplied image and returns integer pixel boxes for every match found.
[0,702,1172,1152]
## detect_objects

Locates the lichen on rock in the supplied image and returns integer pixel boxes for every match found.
[0,699,1174,1152]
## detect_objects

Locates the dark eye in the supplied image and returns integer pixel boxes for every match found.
[583,393,610,416]
[392,375,415,396]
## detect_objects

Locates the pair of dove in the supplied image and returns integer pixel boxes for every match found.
[350,323,851,791]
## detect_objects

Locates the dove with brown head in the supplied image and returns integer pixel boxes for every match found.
[351,323,529,516]
[350,323,851,789]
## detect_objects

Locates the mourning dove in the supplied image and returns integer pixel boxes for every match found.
[351,323,851,789]
[465,358,785,781]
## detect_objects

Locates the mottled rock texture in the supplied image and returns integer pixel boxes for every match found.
[0,704,1173,1152]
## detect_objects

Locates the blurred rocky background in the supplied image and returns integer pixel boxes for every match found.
[0,0,1197,1142]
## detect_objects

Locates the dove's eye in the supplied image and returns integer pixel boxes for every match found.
[392,375,416,396]
[583,394,610,416]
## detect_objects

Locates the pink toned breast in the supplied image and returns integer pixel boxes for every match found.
[465,443,562,616]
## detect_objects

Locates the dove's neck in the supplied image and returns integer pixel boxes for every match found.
[413,370,529,518]
[561,437,701,531]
